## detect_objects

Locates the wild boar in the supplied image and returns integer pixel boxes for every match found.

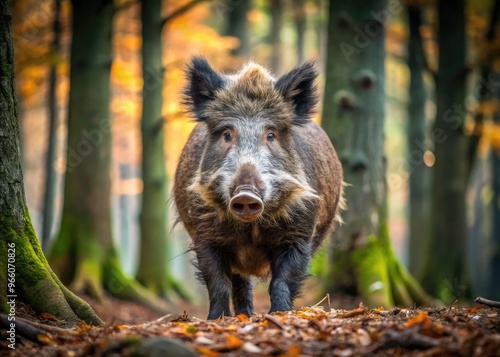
[174,57,344,319]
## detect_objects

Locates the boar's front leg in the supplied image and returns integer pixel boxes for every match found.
[195,245,232,319]
[232,273,253,317]
[268,241,312,313]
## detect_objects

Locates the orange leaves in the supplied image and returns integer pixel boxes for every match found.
[235,313,249,322]
[169,323,197,336]
[40,312,57,321]
[224,334,243,349]
[37,333,57,345]
[197,346,220,357]
[405,311,432,328]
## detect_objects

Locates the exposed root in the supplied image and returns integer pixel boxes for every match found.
[353,235,433,308]
[103,257,171,314]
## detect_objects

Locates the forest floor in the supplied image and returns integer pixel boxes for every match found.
[1,292,499,357]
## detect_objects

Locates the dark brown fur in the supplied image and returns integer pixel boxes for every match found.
[174,58,344,319]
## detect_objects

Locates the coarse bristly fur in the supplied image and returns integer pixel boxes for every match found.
[174,57,344,320]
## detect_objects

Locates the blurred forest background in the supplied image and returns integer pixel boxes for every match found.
[8,0,500,316]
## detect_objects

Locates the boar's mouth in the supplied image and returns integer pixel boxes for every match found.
[229,185,264,222]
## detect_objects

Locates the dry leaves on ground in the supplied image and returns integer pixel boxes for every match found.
[2,304,499,356]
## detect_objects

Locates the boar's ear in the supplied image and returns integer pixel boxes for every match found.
[183,57,225,122]
[275,61,319,125]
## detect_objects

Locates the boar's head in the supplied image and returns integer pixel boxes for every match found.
[182,57,320,225]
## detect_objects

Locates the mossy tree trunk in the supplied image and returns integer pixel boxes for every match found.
[135,0,188,302]
[48,0,168,312]
[321,0,432,307]
[421,0,471,301]
[0,0,102,326]
[407,4,430,278]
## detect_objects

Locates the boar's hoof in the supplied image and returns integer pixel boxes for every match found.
[230,190,263,222]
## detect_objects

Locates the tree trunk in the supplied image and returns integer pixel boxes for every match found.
[224,0,250,57]
[490,147,500,299]
[270,0,283,74]
[48,0,168,312]
[292,0,306,64]
[407,5,430,278]
[421,0,471,300]
[135,0,188,301]
[468,0,500,173]
[487,65,500,299]
[0,0,101,326]
[41,0,62,252]
[313,0,327,72]
[321,0,431,307]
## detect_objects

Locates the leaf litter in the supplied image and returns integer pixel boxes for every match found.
[2,301,499,356]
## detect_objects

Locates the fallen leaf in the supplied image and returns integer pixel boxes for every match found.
[225,334,243,349]
[338,306,366,318]
[236,314,248,322]
[197,347,220,357]
[406,312,432,328]
[37,333,56,345]
[170,323,196,335]
[286,344,301,356]
[467,306,484,314]
[242,342,262,353]
[40,312,57,321]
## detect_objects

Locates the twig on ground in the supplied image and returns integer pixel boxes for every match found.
[1,314,52,344]
[337,303,366,318]
[475,296,500,309]
[312,294,329,308]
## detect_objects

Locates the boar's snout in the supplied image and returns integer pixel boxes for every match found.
[230,187,263,222]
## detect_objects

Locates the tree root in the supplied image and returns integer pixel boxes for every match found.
[3,218,103,327]
[353,235,433,308]
[103,257,171,314]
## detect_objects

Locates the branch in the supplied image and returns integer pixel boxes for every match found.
[475,296,500,308]
[1,314,50,344]
[161,0,209,28]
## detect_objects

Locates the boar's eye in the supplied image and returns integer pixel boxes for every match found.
[267,132,275,142]
[223,131,232,142]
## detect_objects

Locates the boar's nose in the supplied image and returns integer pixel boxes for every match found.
[229,189,264,222]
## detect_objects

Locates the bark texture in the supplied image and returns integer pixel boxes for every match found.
[407,5,430,278]
[321,0,431,307]
[0,0,101,326]
[136,0,188,301]
[48,0,168,312]
[421,0,471,300]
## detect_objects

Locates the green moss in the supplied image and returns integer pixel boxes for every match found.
[352,235,393,308]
